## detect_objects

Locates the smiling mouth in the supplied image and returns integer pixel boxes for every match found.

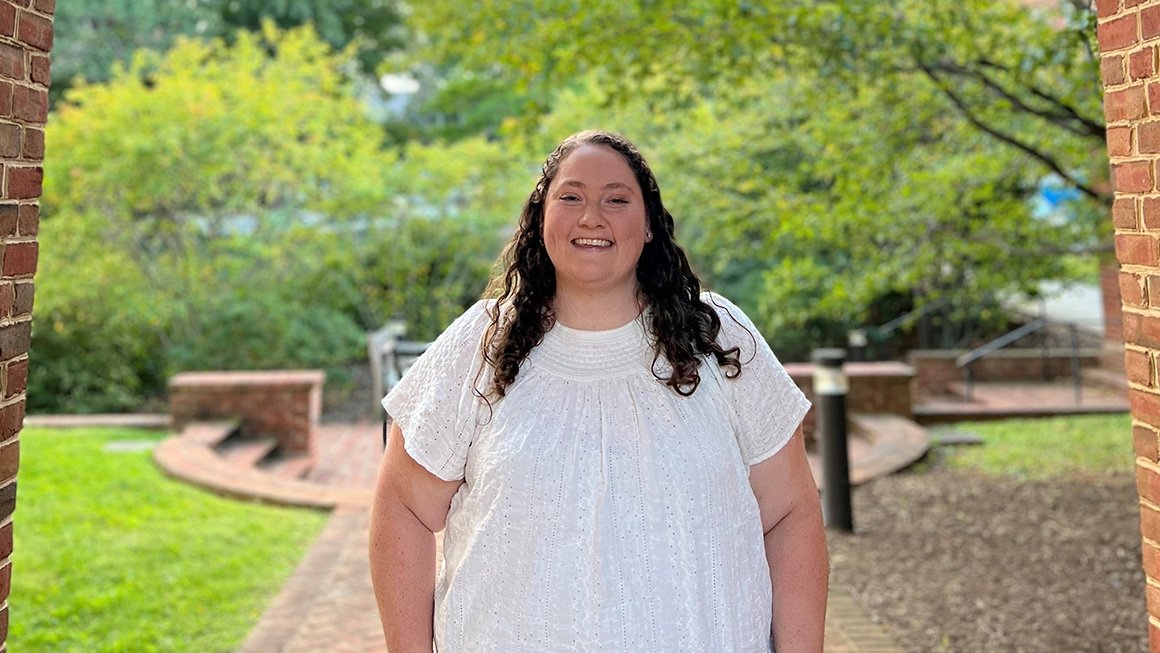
[572,238,612,247]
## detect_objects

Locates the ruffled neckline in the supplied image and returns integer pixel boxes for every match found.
[531,314,655,380]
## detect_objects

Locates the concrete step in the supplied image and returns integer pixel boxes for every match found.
[262,453,314,480]
[219,437,278,469]
[25,413,171,429]
[180,420,238,447]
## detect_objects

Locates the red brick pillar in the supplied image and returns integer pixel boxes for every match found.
[1098,1,1160,647]
[1103,262,1126,342]
[0,0,52,649]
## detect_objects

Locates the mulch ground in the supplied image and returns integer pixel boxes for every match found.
[827,461,1149,652]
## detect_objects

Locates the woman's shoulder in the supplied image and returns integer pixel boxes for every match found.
[699,290,736,313]
[698,290,751,327]
[698,290,762,351]
[422,299,497,353]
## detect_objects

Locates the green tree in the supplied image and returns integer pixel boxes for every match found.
[37,25,523,411]
[51,0,405,104]
[403,0,1106,352]
[50,0,223,104]
[520,71,1086,356]
[218,0,405,77]
[409,0,1103,202]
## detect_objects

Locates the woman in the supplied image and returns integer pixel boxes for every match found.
[369,130,828,652]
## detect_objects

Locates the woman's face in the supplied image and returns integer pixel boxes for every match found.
[542,143,651,298]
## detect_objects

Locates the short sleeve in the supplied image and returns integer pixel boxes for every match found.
[382,301,492,481]
[705,292,812,466]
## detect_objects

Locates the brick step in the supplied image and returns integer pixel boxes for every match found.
[1084,367,1129,393]
[944,381,984,402]
[846,413,931,484]
[1099,343,1126,373]
[218,437,278,469]
[913,403,1129,425]
[262,453,314,480]
[180,420,238,447]
[805,413,931,487]
[945,379,1104,402]
[152,436,372,508]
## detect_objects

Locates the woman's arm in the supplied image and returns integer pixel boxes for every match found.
[750,425,828,652]
[368,421,464,652]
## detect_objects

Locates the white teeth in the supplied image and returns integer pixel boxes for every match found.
[573,238,612,247]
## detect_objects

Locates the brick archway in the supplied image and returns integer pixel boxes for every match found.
[1097,0,1160,647]
[0,0,51,648]
[7,1,1160,650]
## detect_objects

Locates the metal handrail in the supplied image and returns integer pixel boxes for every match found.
[955,318,1084,403]
[955,318,1047,368]
[874,298,948,337]
[847,298,949,361]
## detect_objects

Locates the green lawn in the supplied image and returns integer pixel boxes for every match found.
[9,427,328,653]
[936,413,1135,480]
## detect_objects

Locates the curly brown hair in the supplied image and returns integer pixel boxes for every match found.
[480,130,744,399]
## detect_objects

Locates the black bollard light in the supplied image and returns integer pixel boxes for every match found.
[846,329,868,362]
[812,348,853,532]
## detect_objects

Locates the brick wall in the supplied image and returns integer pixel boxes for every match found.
[169,370,325,456]
[1098,1,1160,647]
[0,0,51,649]
[783,361,915,437]
[1105,262,1127,341]
[908,349,1103,394]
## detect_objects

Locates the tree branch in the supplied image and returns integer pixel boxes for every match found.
[917,61,1105,201]
[974,55,1103,131]
[928,59,1104,139]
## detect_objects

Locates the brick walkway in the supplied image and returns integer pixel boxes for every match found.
[236,421,902,653]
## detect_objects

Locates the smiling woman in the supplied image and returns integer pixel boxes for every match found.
[542,143,652,329]
[369,130,828,653]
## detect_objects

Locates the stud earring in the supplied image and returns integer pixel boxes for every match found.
[645,231,653,241]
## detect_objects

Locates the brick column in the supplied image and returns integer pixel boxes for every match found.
[1098,1,1160,648]
[0,0,51,649]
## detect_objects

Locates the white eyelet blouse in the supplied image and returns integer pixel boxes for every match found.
[383,292,811,653]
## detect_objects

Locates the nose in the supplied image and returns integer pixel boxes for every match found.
[577,203,605,228]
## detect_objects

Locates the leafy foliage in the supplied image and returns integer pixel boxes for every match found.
[50,0,405,103]
[406,0,1106,355]
[218,0,405,77]
[36,25,521,412]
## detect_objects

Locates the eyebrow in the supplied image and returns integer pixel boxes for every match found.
[558,180,636,191]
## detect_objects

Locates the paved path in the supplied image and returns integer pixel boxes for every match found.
[236,421,902,653]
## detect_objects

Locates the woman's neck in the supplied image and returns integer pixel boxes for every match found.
[553,285,643,331]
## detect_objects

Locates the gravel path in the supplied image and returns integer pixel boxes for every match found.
[827,464,1148,652]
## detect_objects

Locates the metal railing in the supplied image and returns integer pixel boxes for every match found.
[955,318,1084,402]
[367,321,431,418]
[847,299,948,361]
